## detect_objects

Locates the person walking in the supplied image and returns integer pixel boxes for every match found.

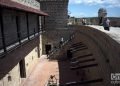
[103,17,110,31]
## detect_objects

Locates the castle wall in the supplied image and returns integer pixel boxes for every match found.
[0,1,44,85]
[40,0,69,30]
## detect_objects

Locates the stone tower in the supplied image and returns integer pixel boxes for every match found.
[39,0,69,30]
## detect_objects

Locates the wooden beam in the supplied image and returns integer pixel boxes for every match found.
[0,8,6,52]
[26,13,30,40]
[16,11,21,44]
[37,15,40,33]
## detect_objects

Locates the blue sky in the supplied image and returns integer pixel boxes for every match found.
[68,0,120,17]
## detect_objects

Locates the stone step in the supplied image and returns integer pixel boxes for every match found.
[73,49,91,57]
[71,47,88,53]
[70,63,98,70]
[70,61,97,68]
[71,42,86,47]
[71,58,95,64]
[70,45,87,50]
[71,53,93,61]
[71,42,84,46]
[65,78,103,86]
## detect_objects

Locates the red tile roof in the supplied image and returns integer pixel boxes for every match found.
[0,0,48,16]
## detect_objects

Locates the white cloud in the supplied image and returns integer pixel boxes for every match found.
[69,0,104,4]
[69,0,82,4]
[70,12,86,17]
[70,12,98,17]
[69,0,120,7]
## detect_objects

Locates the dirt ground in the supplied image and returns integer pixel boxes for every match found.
[21,54,84,86]
[22,55,59,86]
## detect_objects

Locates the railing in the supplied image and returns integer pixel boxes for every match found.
[48,33,75,60]
[0,28,45,58]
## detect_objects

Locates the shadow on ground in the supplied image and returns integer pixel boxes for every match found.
[58,60,86,85]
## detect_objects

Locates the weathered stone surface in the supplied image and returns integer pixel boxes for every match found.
[39,0,69,30]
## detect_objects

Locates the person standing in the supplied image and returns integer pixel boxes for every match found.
[82,18,86,25]
[103,17,110,31]
[59,37,64,48]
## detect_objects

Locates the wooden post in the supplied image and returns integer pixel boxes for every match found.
[0,8,6,52]
[16,11,21,44]
[26,13,30,40]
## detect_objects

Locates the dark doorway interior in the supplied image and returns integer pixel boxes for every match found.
[19,59,26,78]
[45,44,51,55]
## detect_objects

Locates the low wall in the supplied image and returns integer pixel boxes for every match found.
[74,26,120,85]
[51,25,120,85]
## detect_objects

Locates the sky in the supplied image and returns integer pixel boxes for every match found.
[68,0,120,17]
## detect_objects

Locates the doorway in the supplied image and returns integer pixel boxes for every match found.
[45,44,52,55]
